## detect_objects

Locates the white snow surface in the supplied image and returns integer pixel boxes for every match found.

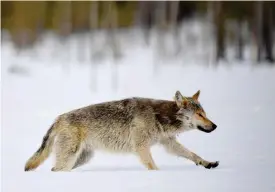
[2,31,275,192]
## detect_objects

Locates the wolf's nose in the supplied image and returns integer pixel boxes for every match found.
[212,124,217,129]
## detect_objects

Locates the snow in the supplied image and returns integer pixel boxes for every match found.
[2,28,275,192]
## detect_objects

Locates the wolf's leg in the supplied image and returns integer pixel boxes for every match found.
[131,117,159,170]
[51,131,82,172]
[160,137,219,169]
[136,146,159,170]
[72,148,94,169]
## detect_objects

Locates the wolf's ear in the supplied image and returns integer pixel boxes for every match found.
[192,90,200,101]
[174,91,183,107]
[174,91,187,107]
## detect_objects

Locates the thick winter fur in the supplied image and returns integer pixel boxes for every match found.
[25,90,219,172]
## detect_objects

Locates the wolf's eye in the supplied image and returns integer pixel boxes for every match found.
[198,113,203,117]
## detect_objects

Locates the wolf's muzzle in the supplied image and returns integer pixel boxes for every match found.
[197,123,217,133]
[212,123,217,130]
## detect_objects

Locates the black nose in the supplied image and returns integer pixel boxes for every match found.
[212,124,217,129]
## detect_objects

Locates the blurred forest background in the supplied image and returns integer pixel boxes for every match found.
[1,1,275,63]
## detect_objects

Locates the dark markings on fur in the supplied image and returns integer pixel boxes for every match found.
[154,120,163,133]
[67,98,187,135]
[197,125,212,133]
[67,100,134,127]
[144,100,183,132]
[205,163,212,169]
[37,123,54,153]
[67,113,84,126]
[121,99,130,108]
[25,123,55,171]
[205,161,219,169]
[73,149,93,169]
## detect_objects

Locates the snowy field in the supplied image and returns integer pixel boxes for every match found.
[2,27,275,192]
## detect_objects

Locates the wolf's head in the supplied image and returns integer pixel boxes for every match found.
[174,90,217,133]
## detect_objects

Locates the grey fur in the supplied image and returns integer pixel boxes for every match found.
[24,90,219,171]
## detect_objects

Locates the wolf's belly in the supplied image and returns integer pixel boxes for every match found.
[86,127,134,153]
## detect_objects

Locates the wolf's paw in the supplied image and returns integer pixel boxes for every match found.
[204,161,219,169]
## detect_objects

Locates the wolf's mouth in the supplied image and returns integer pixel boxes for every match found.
[197,125,213,133]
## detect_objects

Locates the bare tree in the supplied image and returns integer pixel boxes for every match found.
[53,1,72,67]
[100,2,121,59]
[11,2,37,53]
[206,1,215,66]
[56,1,72,42]
[255,1,263,62]
[262,2,274,63]
[169,1,181,56]
[155,2,167,56]
[89,1,99,92]
[151,1,167,73]
[214,1,226,62]
[236,19,244,60]
[89,1,98,42]
[100,2,121,91]
[135,1,154,45]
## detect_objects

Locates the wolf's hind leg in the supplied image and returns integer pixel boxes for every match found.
[51,131,82,172]
[72,148,94,169]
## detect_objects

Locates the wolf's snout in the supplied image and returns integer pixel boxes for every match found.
[212,123,217,130]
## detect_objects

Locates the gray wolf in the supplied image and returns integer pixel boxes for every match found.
[25,90,219,171]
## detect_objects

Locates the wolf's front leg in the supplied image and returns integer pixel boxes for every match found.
[133,135,158,170]
[136,146,159,170]
[160,137,219,169]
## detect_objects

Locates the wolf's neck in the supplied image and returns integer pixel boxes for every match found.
[152,101,183,132]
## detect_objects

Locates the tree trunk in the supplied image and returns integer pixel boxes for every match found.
[89,1,99,92]
[169,1,179,27]
[169,1,181,56]
[262,2,274,63]
[56,1,72,39]
[135,1,152,28]
[155,1,167,57]
[89,0,98,61]
[207,1,215,66]
[101,2,120,91]
[215,1,226,62]
[52,1,72,67]
[153,1,167,73]
[255,1,263,62]
[236,19,244,60]
[155,1,167,29]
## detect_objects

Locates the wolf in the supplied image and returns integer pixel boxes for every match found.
[24,90,219,172]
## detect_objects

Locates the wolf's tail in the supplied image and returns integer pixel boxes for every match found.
[24,122,58,171]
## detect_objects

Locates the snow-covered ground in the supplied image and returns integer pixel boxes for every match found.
[2,27,275,192]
